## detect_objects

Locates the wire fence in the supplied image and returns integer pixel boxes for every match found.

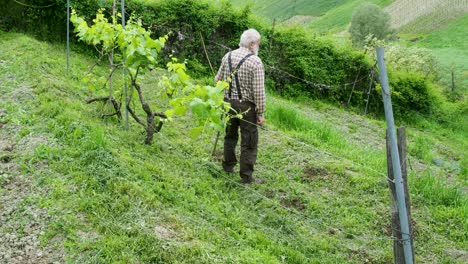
[12,0,56,8]
[62,0,445,247]
[157,131,404,244]
[223,113,400,182]
[176,31,375,93]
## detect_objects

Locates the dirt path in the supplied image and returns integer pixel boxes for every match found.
[0,86,65,264]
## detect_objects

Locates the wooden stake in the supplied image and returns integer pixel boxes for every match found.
[386,127,414,263]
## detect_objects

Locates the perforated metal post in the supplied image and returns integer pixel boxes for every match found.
[66,0,70,75]
[121,0,129,129]
[377,47,414,264]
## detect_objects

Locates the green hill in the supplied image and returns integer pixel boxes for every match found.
[228,0,371,19]
[226,0,466,34]
[386,0,468,33]
[1,31,467,263]
[225,0,468,95]
[411,15,468,91]
[226,0,392,32]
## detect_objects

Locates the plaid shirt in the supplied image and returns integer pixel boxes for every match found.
[215,47,266,117]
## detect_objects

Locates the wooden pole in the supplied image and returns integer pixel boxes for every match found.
[269,18,276,57]
[199,31,215,76]
[347,67,361,106]
[364,67,375,115]
[451,70,456,92]
[386,127,414,263]
[109,0,116,106]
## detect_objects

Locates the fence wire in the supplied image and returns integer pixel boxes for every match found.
[13,0,56,8]
[157,129,402,244]
[64,4,419,246]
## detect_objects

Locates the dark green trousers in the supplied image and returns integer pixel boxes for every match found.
[222,100,258,182]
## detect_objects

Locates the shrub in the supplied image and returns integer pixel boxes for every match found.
[364,36,440,80]
[0,0,103,41]
[267,27,372,105]
[377,71,440,116]
[3,0,447,120]
[349,3,392,48]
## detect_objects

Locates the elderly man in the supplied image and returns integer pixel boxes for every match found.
[215,28,266,184]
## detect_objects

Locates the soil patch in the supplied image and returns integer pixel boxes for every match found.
[302,165,330,182]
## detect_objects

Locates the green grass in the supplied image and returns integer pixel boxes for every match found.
[411,171,465,207]
[403,15,468,93]
[399,10,467,35]
[416,15,468,50]
[307,0,393,33]
[1,31,467,263]
[225,0,393,32]
[229,0,351,19]
[227,0,466,93]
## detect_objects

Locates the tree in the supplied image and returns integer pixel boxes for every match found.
[71,9,231,145]
[349,3,392,48]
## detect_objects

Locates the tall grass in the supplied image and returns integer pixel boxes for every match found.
[411,171,466,207]
[267,103,346,146]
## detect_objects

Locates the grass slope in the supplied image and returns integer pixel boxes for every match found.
[0,31,467,263]
[404,15,468,91]
[229,0,467,93]
[386,0,468,33]
[229,0,351,19]
[306,0,393,33]
[226,0,393,32]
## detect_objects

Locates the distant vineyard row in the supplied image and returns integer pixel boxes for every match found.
[384,0,468,32]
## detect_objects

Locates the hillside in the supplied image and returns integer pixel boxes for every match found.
[386,0,468,33]
[227,0,393,32]
[228,0,390,21]
[227,0,467,34]
[225,0,468,98]
[1,31,467,263]
[408,15,468,91]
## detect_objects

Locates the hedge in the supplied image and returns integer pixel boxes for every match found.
[0,0,439,116]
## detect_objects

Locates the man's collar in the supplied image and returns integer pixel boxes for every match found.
[239,47,252,53]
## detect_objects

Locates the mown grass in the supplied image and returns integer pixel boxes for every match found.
[1,31,467,263]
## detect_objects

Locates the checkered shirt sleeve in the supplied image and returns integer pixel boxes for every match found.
[250,61,265,117]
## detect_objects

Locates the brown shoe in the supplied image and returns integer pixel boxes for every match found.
[223,168,235,174]
[241,177,265,184]
[253,178,266,184]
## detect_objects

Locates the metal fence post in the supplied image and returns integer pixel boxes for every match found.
[66,0,70,75]
[121,0,129,129]
[377,47,414,264]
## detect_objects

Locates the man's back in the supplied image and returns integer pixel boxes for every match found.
[215,47,265,117]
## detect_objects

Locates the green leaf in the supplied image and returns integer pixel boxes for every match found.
[174,105,187,116]
[188,127,204,139]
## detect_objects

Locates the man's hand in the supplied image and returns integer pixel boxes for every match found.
[257,116,265,126]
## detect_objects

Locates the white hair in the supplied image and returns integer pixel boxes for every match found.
[239,29,261,48]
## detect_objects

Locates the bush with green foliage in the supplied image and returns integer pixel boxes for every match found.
[384,71,439,116]
[267,28,373,107]
[360,36,443,116]
[2,0,451,121]
[349,3,392,48]
[364,35,440,79]
[70,8,232,144]
[0,0,106,40]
